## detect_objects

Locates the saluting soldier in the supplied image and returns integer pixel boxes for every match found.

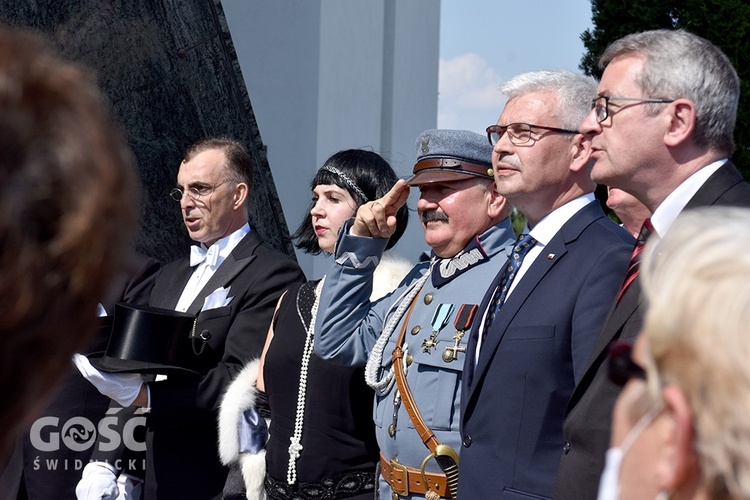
[314,129,515,500]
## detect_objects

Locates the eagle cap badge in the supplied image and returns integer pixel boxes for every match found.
[420,135,430,155]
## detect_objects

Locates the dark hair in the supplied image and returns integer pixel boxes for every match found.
[292,149,408,254]
[0,26,137,448]
[183,137,254,192]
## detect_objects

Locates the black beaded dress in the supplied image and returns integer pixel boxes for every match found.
[263,280,378,499]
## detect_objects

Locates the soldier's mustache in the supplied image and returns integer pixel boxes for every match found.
[421,211,449,224]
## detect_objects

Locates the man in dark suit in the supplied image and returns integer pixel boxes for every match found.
[458,70,633,499]
[77,138,305,499]
[557,29,750,499]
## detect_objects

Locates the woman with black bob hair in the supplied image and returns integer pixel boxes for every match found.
[292,148,408,254]
[218,149,411,499]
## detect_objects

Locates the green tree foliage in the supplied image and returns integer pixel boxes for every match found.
[580,0,750,178]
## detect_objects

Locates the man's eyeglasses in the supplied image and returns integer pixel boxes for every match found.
[486,123,578,146]
[592,96,675,123]
[608,342,646,387]
[169,180,232,202]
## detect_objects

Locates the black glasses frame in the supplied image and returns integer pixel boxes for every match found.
[592,96,675,123]
[486,123,578,146]
[608,342,646,387]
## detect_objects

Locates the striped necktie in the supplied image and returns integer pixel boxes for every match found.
[616,218,655,303]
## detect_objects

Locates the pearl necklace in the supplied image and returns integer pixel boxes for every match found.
[364,264,432,395]
[287,279,324,485]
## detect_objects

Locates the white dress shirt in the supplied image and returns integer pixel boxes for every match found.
[174,223,250,312]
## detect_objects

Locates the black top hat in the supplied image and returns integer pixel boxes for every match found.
[88,302,200,377]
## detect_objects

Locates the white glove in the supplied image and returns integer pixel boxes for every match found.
[116,474,143,500]
[73,353,143,407]
[76,462,118,500]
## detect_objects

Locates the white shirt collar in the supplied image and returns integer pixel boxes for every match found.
[650,159,726,237]
[175,223,251,313]
[526,193,596,246]
[474,193,595,366]
[195,223,251,268]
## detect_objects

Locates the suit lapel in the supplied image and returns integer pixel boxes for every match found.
[463,269,501,390]
[684,160,745,209]
[465,201,602,407]
[186,231,260,315]
[151,261,193,310]
[468,235,568,403]
[585,280,642,369]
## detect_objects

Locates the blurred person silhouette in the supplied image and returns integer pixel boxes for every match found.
[0,253,160,499]
[606,187,651,238]
[600,206,750,500]
[0,26,138,466]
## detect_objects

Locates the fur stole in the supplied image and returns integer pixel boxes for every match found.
[371,251,413,301]
[218,359,266,500]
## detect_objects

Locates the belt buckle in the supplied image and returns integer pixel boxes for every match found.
[388,459,409,497]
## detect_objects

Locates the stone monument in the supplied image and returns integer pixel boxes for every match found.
[0,0,295,262]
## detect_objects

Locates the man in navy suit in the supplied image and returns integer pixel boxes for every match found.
[77,138,305,499]
[557,29,750,499]
[459,70,633,499]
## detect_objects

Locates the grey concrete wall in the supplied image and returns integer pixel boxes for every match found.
[222,0,440,278]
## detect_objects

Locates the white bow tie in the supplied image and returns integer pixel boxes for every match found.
[190,244,220,267]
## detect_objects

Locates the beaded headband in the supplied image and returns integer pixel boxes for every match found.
[319,165,369,203]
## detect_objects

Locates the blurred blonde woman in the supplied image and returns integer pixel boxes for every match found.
[601,206,750,500]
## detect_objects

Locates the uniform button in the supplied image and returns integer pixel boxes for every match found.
[424,293,433,305]
[563,441,571,454]
[462,435,472,447]
[411,325,421,335]
[406,354,413,366]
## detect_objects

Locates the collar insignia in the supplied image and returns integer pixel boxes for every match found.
[432,236,488,287]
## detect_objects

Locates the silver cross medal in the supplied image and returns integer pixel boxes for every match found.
[422,303,454,353]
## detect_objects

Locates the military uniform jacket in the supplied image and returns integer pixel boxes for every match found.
[314,219,516,500]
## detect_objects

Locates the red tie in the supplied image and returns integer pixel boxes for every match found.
[616,219,654,303]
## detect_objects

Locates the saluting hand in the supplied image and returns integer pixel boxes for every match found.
[351,179,410,239]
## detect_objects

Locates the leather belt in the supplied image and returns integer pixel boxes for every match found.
[390,290,460,499]
[380,452,449,498]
